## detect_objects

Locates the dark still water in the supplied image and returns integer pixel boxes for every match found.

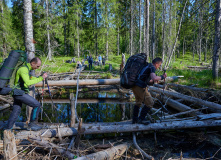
[0,91,133,123]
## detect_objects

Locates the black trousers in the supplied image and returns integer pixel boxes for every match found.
[0,87,41,129]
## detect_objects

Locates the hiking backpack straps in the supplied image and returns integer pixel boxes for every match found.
[120,53,148,89]
[0,50,27,89]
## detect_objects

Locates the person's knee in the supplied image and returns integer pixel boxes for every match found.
[13,105,21,115]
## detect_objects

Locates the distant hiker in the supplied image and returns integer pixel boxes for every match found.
[102,56,106,66]
[88,55,93,70]
[72,57,76,63]
[3,57,48,131]
[132,57,167,124]
[98,55,102,66]
[77,61,82,69]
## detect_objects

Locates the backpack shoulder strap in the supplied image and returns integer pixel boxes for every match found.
[137,63,150,80]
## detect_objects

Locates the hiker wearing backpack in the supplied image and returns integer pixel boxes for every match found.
[2,56,47,131]
[120,53,167,124]
[132,57,167,124]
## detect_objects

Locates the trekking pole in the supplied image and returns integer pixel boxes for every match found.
[41,79,45,120]
[163,69,167,94]
[45,77,55,115]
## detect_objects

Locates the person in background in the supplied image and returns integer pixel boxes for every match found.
[88,55,93,70]
[98,55,102,66]
[102,56,106,66]
[132,57,167,124]
[77,61,82,69]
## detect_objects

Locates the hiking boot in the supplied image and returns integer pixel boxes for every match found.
[132,105,140,124]
[27,122,42,131]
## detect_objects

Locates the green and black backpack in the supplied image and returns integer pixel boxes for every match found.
[0,50,27,89]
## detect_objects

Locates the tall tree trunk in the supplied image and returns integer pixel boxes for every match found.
[23,0,35,123]
[199,8,203,62]
[63,0,67,55]
[165,0,188,68]
[77,10,80,57]
[162,0,166,67]
[152,0,155,61]
[0,1,6,59]
[139,0,142,53]
[130,0,133,56]
[24,0,35,61]
[117,26,120,56]
[95,0,98,56]
[105,2,108,59]
[212,0,221,79]
[145,0,150,61]
[143,2,146,53]
[46,0,52,61]
[204,38,207,61]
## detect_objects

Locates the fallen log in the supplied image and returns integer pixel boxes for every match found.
[149,86,221,111]
[75,143,129,160]
[35,76,182,87]
[15,116,221,139]
[0,96,13,105]
[167,83,209,92]
[28,138,76,159]
[43,98,130,104]
[35,79,120,87]
[151,91,202,115]
[0,104,10,111]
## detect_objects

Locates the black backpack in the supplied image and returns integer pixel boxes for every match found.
[120,53,148,89]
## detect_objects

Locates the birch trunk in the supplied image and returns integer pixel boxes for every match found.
[95,0,98,56]
[130,0,133,56]
[23,0,36,123]
[212,0,221,79]
[162,0,166,68]
[24,0,35,60]
[46,0,52,61]
[165,0,188,68]
[152,0,155,61]
[77,10,80,57]
[145,0,150,61]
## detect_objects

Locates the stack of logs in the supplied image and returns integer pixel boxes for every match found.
[1,78,221,159]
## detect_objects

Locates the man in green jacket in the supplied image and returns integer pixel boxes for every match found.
[5,57,47,131]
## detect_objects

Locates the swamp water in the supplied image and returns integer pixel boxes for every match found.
[0,91,221,159]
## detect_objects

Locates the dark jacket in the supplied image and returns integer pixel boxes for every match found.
[135,63,156,88]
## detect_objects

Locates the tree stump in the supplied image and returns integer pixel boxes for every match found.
[3,130,18,160]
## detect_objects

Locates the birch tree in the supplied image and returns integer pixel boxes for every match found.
[46,0,52,60]
[145,0,150,61]
[23,0,35,61]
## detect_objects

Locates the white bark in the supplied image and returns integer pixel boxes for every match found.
[23,0,35,61]
[145,0,150,61]
[46,0,52,61]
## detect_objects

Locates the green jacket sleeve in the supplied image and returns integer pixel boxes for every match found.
[17,66,43,87]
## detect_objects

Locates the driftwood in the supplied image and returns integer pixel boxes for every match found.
[28,138,76,159]
[3,130,18,160]
[149,86,221,111]
[75,143,129,160]
[15,115,221,139]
